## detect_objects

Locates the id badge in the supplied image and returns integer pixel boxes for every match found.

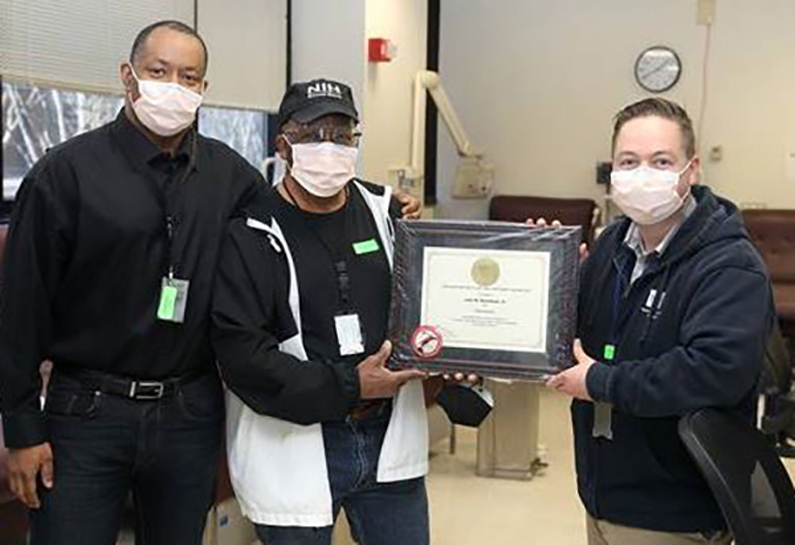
[592,402,613,440]
[157,277,190,323]
[335,313,365,356]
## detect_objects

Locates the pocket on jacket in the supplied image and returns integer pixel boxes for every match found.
[602,412,678,485]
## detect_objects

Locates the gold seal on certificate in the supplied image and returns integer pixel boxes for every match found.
[388,220,581,380]
[471,257,500,287]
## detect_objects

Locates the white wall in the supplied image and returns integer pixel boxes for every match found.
[290,0,427,188]
[290,0,367,112]
[436,0,795,219]
[360,0,428,185]
[198,0,286,110]
[704,1,795,209]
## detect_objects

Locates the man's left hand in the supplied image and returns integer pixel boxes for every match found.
[394,189,421,219]
[546,339,595,401]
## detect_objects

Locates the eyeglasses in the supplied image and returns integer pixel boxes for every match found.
[284,126,362,147]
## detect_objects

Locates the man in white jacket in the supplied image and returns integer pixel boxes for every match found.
[212,79,431,544]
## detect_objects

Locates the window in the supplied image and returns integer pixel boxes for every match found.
[0,1,194,92]
[0,0,286,218]
[1,79,124,201]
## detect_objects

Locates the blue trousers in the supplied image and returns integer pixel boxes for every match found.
[255,409,429,545]
[29,370,223,545]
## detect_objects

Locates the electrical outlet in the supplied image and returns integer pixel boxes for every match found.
[452,159,494,199]
[786,150,795,185]
[697,0,716,26]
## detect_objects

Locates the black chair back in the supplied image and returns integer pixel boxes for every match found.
[679,408,795,545]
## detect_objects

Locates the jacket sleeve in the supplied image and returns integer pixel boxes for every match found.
[211,222,360,425]
[0,156,76,448]
[389,196,403,221]
[586,265,772,418]
[230,161,268,219]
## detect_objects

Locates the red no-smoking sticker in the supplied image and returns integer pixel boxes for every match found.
[411,325,444,359]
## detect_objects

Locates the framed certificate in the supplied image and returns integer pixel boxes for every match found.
[388,220,580,380]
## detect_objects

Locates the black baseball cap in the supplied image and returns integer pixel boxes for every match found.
[277,78,359,129]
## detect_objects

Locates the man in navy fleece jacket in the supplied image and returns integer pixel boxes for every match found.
[547,98,773,545]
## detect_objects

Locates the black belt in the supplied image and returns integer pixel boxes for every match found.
[57,366,209,401]
[348,399,391,421]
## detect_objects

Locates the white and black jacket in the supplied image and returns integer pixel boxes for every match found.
[211,180,428,527]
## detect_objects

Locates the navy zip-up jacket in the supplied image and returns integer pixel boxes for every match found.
[574,185,773,532]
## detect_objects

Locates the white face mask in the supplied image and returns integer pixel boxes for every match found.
[128,67,203,137]
[610,160,693,225]
[286,141,358,198]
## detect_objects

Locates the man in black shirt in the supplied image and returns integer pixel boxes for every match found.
[212,79,430,544]
[0,20,259,545]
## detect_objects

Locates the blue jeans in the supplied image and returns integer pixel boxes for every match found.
[255,408,429,545]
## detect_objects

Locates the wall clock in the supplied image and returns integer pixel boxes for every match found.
[634,46,682,93]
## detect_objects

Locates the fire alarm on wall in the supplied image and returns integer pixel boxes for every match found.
[368,38,397,63]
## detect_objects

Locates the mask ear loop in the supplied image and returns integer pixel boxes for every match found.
[128,65,141,82]
[123,64,140,102]
[277,134,294,166]
[676,158,695,177]
[264,155,288,186]
[665,158,696,218]
[275,134,300,188]
[675,158,697,199]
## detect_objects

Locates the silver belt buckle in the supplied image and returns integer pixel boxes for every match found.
[129,381,165,400]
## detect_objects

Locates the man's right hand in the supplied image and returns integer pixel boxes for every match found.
[358,341,427,399]
[8,442,54,509]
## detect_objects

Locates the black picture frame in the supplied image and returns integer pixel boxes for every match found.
[388,219,580,381]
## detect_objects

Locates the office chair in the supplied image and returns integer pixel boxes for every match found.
[679,408,795,545]
[744,209,795,457]
[760,321,795,457]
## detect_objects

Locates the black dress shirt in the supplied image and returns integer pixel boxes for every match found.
[0,111,264,448]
